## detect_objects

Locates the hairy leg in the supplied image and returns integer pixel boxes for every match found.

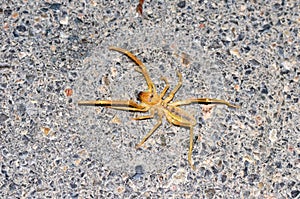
[169,98,240,108]
[132,109,155,120]
[109,46,156,93]
[159,77,170,99]
[163,71,182,103]
[135,111,162,148]
[78,100,148,111]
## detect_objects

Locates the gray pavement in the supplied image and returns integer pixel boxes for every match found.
[0,1,299,198]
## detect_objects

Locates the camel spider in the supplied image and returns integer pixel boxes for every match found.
[78,47,239,169]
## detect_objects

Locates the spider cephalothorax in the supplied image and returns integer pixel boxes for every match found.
[138,91,155,104]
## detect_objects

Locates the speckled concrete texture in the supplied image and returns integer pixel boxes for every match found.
[1,1,299,198]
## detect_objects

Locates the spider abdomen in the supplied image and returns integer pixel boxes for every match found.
[164,105,197,127]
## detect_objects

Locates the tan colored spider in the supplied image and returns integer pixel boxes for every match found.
[78,47,239,169]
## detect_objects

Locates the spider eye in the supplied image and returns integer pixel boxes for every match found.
[147,93,154,102]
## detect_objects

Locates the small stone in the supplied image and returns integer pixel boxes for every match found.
[16,25,27,32]
[115,185,125,194]
[41,127,51,136]
[168,167,187,186]
[12,12,19,19]
[18,52,28,59]
[249,59,260,67]
[240,4,246,12]
[0,113,9,123]
[111,116,121,124]
[132,165,144,180]
[229,48,240,58]
[50,3,62,10]
[269,129,277,143]
[50,45,56,52]
[64,88,73,96]
[60,15,69,25]
[291,190,299,198]
[177,1,186,8]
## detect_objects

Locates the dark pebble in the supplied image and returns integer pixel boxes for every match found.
[291,190,299,198]
[16,25,27,32]
[0,113,9,123]
[177,1,186,8]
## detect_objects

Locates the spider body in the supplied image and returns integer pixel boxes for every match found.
[78,47,239,169]
[164,105,197,127]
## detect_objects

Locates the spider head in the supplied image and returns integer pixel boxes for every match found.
[138,91,153,103]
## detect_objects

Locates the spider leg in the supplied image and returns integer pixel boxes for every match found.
[163,71,182,103]
[135,111,162,149]
[159,77,170,99]
[132,108,155,120]
[78,100,148,111]
[169,98,240,108]
[109,46,156,93]
[165,114,196,169]
[134,67,142,73]
[106,106,149,112]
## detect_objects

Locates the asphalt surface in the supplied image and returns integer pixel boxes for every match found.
[1,1,299,198]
